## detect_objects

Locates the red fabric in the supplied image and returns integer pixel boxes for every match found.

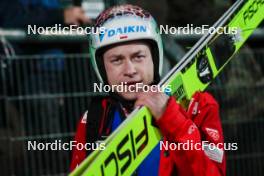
[70,92,226,175]
[157,92,226,176]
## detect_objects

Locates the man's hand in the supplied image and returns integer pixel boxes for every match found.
[134,87,169,120]
[64,7,91,25]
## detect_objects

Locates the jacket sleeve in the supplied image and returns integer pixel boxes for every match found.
[156,92,225,176]
[188,92,226,175]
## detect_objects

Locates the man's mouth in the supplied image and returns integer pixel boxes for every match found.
[124,81,143,86]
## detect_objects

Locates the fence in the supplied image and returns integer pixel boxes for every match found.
[0,48,263,175]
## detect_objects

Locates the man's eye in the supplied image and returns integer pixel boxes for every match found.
[134,55,145,61]
[111,58,122,64]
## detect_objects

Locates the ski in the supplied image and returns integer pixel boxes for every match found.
[70,0,264,175]
[69,1,243,174]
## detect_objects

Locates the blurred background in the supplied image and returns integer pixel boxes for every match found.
[0,0,263,175]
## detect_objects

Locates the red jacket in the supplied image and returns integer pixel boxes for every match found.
[70,92,226,176]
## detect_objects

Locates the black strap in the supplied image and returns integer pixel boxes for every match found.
[85,96,106,155]
[85,96,128,155]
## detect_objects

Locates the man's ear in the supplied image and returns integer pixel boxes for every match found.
[95,49,108,84]
[147,40,160,83]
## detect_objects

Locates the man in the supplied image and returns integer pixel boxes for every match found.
[70,4,226,176]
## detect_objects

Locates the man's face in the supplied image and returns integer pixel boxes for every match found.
[103,41,154,100]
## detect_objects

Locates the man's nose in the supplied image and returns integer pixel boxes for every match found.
[123,60,137,77]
